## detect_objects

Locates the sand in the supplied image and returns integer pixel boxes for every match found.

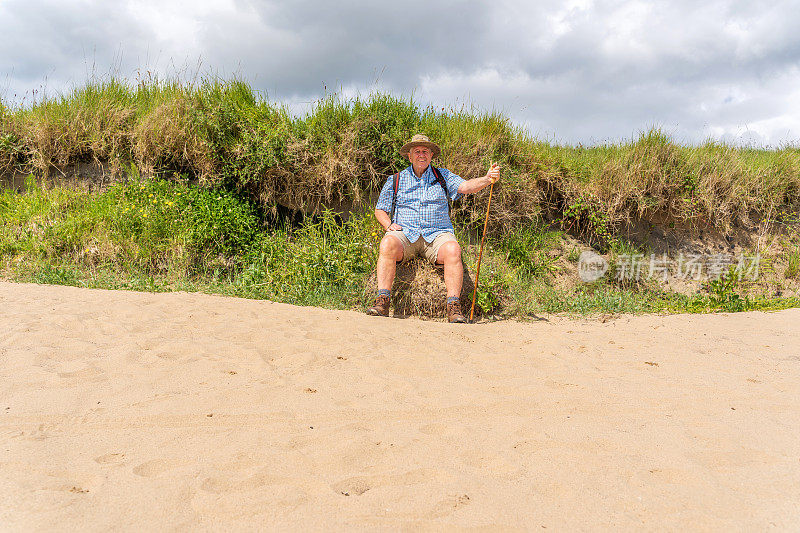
[1,281,799,530]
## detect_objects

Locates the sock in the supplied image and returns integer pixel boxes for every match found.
[447,296,460,303]
[378,289,391,297]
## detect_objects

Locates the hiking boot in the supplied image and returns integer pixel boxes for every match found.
[447,298,467,323]
[366,294,391,317]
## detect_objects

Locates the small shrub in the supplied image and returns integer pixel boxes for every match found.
[707,267,747,312]
[785,250,800,280]
[107,177,261,274]
[33,264,78,285]
[475,271,506,314]
[566,247,581,263]
[561,194,613,246]
[497,225,559,278]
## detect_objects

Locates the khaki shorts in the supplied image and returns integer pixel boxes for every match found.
[385,231,457,264]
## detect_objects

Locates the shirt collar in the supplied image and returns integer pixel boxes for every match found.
[407,164,432,180]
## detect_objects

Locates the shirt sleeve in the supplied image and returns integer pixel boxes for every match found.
[441,168,466,201]
[375,175,394,213]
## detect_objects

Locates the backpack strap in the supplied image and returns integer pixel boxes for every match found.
[430,166,452,215]
[389,172,400,224]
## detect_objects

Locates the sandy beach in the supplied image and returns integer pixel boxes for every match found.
[1,281,798,530]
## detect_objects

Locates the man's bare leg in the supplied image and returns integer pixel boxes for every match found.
[367,235,404,317]
[436,241,463,297]
[377,234,404,290]
[437,240,466,322]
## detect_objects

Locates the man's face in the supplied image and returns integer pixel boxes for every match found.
[408,146,432,168]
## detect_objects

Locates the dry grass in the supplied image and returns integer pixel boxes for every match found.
[2,79,800,246]
[132,97,213,180]
[363,258,479,319]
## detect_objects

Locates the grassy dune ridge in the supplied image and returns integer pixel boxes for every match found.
[1,78,799,316]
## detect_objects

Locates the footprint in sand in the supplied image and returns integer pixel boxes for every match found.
[45,472,103,494]
[200,471,290,494]
[332,476,372,496]
[129,391,179,408]
[94,453,126,466]
[27,423,55,441]
[419,423,450,436]
[425,494,471,518]
[152,347,198,361]
[332,469,445,497]
[132,458,186,477]
[57,366,104,381]
[646,467,695,485]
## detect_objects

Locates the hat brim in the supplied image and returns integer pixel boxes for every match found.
[401,140,441,158]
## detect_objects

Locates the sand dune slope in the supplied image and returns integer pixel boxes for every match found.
[1,282,799,530]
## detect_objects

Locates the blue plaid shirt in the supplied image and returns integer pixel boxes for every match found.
[376,165,465,243]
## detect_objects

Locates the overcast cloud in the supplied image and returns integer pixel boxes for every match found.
[2,0,799,145]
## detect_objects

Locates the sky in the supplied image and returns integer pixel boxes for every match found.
[1,0,799,146]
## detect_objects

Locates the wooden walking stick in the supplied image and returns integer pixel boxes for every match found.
[469,163,498,323]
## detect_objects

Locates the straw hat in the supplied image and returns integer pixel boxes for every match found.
[400,134,441,158]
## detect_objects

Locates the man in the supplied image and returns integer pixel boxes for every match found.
[367,134,500,323]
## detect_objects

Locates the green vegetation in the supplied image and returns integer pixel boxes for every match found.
[5,78,800,238]
[2,77,799,318]
[7,175,796,316]
[0,177,380,308]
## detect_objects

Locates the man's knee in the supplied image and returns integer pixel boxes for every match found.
[437,241,462,264]
[379,234,404,261]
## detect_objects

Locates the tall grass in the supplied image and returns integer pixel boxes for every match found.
[3,78,799,243]
[0,176,380,306]
[2,176,798,316]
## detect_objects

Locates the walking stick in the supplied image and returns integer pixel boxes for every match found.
[469,164,497,323]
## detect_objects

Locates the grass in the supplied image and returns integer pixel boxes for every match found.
[4,175,796,317]
[2,77,800,317]
[0,176,384,309]
[3,78,799,243]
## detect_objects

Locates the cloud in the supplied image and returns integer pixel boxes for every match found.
[195,0,492,95]
[1,0,799,145]
[0,0,154,97]
[417,0,800,144]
